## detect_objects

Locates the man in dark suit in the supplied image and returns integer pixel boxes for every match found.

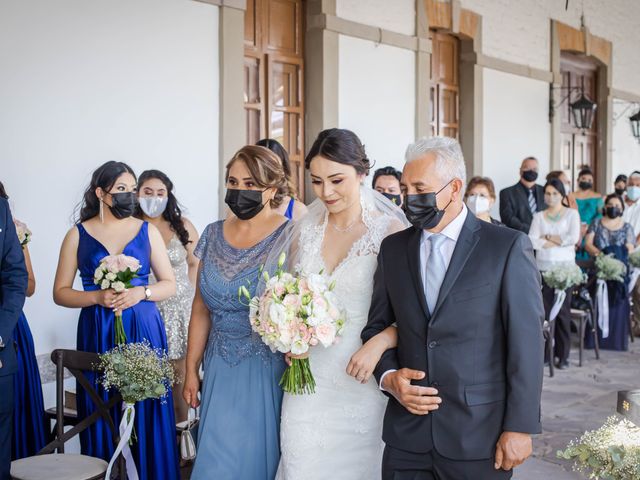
[362,137,544,479]
[0,196,28,479]
[499,156,546,232]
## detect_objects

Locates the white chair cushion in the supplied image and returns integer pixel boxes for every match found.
[11,453,108,480]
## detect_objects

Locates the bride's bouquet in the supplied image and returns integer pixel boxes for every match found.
[240,252,346,394]
[94,254,141,345]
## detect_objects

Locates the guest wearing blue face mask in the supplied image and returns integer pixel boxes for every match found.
[137,170,199,424]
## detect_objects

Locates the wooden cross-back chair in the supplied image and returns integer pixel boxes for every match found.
[11,349,125,480]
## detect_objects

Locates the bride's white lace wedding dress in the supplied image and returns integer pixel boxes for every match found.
[275,190,405,480]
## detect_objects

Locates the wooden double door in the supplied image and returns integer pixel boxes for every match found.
[244,0,305,199]
[560,53,598,188]
[429,31,459,139]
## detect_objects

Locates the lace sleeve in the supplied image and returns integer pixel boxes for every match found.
[626,223,637,246]
[194,222,213,260]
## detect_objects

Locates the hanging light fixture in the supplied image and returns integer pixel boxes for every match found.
[630,109,640,143]
[570,93,597,131]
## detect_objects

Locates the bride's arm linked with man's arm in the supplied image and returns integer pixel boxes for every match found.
[360,247,442,416]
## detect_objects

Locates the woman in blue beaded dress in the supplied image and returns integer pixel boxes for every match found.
[183,145,289,479]
[53,161,179,480]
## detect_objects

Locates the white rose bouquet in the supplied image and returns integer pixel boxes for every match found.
[94,254,141,345]
[240,253,347,394]
[14,219,32,247]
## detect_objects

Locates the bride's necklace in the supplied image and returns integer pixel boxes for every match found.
[329,218,360,233]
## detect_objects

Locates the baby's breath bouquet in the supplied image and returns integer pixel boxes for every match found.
[595,253,627,283]
[630,249,640,269]
[543,264,587,291]
[557,416,640,479]
[98,341,175,479]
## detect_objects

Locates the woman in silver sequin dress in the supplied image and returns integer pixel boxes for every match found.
[138,170,199,423]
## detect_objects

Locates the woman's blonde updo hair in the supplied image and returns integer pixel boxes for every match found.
[225,145,292,208]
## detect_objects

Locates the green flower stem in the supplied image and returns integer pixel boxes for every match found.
[280,358,316,395]
[114,313,128,345]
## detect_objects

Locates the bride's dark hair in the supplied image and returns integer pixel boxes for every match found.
[305,128,371,175]
[75,161,136,223]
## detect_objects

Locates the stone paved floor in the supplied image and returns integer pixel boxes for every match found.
[181,341,640,479]
[514,339,640,479]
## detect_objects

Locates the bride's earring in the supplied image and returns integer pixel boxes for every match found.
[99,199,104,223]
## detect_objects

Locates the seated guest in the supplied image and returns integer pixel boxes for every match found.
[528,179,580,369]
[614,174,629,205]
[499,156,546,232]
[574,168,604,261]
[464,176,503,225]
[546,171,578,210]
[584,193,636,351]
[372,166,403,206]
[256,138,308,220]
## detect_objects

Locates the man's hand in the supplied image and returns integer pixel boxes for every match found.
[494,431,532,471]
[381,368,441,415]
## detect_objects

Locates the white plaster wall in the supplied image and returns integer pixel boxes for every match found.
[336,0,415,36]
[0,0,220,375]
[460,0,640,95]
[338,35,416,180]
[612,101,640,183]
[481,69,551,219]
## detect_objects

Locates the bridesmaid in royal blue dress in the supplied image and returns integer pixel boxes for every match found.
[53,161,179,480]
[183,146,289,479]
[0,182,46,460]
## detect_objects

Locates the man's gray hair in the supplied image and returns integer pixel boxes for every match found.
[404,136,467,190]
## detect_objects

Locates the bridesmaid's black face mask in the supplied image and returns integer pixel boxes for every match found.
[225,188,267,220]
[107,192,138,219]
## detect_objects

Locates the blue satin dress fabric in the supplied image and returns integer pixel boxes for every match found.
[12,311,46,459]
[190,221,286,480]
[75,222,179,480]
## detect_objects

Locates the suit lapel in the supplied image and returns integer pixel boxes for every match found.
[430,213,481,321]
[407,227,430,320]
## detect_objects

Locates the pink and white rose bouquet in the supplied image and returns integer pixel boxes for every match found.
[94,254,141,345]
[14,220,32,247]
[240,252,346,394]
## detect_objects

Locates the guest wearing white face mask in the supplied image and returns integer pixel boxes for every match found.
[464,176,503,226]
[528,178,581,369]
[138,169,199,424]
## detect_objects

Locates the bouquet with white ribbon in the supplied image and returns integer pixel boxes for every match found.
[542,264,586,322]
[94,254,141,345]
[595,254,627,339]
[240,252,347,394]
[98,341,175,480]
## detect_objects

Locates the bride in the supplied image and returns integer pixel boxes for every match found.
[266,128,408,479]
